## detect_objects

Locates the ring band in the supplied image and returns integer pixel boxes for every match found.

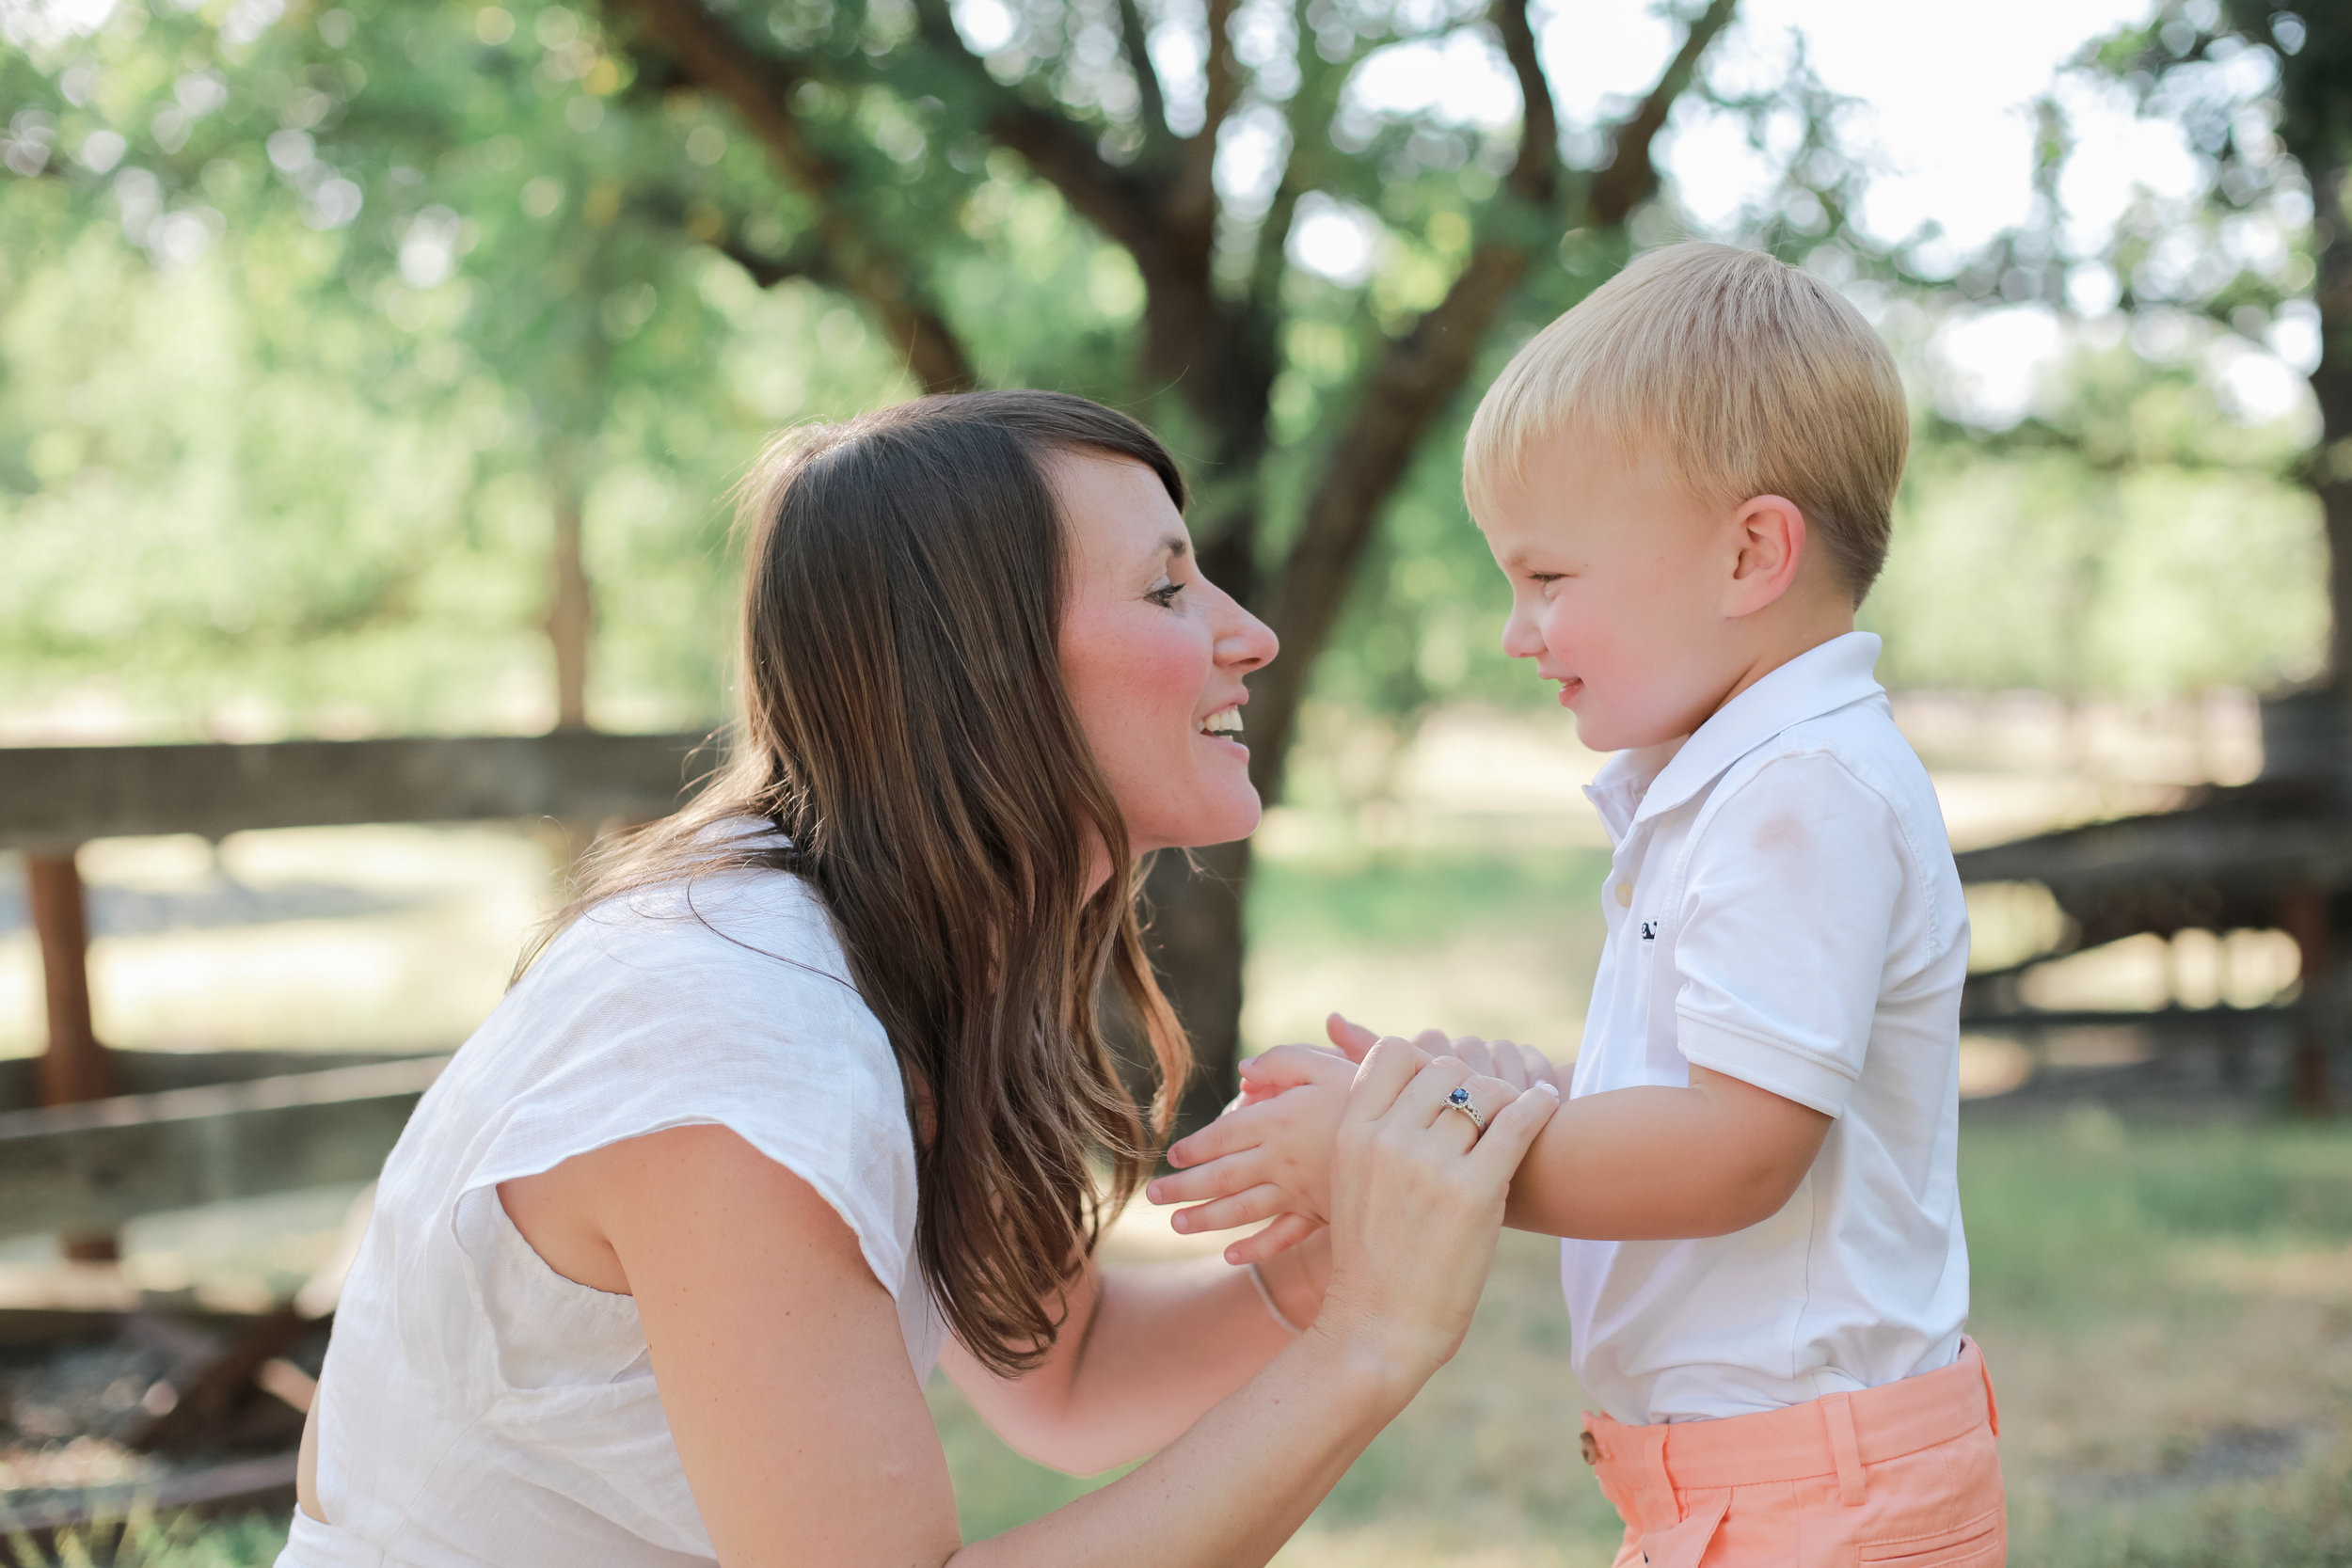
[1444,1085,1486,1132]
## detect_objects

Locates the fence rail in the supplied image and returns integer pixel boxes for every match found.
[0,731,723,850]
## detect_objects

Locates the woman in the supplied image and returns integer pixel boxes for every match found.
[281,391,1555,1568]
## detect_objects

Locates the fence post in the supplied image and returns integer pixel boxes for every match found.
[2278,887,2335,1117]
[25,847,120,1259]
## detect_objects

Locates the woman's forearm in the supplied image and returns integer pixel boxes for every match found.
[951,1326,1412,1568]
[947,1252,1303,1472]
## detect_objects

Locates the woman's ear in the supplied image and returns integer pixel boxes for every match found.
[1722,494,1806,618]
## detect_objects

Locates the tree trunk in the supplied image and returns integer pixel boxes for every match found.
[2312,151,2352,695]
[1142,839,1253,1134]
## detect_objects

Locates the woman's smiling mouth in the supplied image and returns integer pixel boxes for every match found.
[1200,705,1246,745]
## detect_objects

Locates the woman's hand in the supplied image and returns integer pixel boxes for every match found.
[1153,1037,1534,1268]
[1306,1040,1560,1377]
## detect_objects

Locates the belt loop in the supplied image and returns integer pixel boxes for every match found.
[1645,1425,1681,1529]
[1821,1392,1867,1507]
[1971,1339,2001,1438]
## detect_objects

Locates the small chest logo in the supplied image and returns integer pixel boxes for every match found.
[1638,921,1659,942]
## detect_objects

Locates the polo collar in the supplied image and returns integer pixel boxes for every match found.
[1581,632,1886,838]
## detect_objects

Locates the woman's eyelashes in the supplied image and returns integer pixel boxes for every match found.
[1146,578,1185,608]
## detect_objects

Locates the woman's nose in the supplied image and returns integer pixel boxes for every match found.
[1218,597,1279,673]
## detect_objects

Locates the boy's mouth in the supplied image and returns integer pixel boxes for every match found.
[1553,677,1583,707]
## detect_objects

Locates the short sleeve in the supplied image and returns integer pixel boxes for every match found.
[1671,752,1907,1117]
[456,872,924,1307]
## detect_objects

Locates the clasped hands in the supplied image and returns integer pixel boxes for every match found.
[1147,1013,1564,1268]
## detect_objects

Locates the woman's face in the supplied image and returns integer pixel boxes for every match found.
[1054,451,1279,855]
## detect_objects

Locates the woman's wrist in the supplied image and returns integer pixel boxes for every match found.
[1294,1296,1450,1402]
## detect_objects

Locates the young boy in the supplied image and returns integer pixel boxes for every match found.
[1151,243,2003,1566]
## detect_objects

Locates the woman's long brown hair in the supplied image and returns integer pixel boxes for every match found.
[526,391,1192,1375]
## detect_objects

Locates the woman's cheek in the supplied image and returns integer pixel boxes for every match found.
[1145,616,1211,714]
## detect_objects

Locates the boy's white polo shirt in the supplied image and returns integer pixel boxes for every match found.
[1564,631,1972,1427]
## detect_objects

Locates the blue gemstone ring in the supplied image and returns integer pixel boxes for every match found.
[1444,1084,1487,1133]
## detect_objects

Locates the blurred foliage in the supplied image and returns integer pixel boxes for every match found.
[0,0,939,732]
[1248,844,1611,951]
[0,0,2335,743]
[1843,0,2340,702]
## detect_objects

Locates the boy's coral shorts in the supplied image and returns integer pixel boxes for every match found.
[1582,1338,2005,1568]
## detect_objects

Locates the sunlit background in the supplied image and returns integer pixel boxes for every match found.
[3,0,2348,1559]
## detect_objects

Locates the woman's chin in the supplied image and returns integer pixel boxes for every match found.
[1134,789,1263,854]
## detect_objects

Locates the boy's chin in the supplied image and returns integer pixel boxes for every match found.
[1567,707,1629,752]
[1570,706,1675,755]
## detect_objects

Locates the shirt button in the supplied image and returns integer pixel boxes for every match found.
[1615,882,1632,907]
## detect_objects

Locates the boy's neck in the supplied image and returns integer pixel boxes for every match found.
[1719,603,1857,713]
[1650,601,1860,761]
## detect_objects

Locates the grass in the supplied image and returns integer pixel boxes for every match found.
[1247,847,1616,956]
[3,1512,288,1567]
[1242,846,1614,1052]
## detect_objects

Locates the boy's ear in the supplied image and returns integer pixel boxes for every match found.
[1722,494,1806,618]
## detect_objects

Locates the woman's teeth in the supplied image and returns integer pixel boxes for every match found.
[1200,709,1244,736]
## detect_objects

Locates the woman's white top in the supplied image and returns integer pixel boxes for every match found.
[278,856,947,1568]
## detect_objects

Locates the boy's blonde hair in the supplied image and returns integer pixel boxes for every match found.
[1464,242,1909,601]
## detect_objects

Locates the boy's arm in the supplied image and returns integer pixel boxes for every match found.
[1495,1066,1829,1238]
[1341,1020,1835,1236]
[1166,1042,1827,1245]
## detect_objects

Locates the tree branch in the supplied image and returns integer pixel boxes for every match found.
[1115,0,1171,152]
[1246,0,1355,314]
[602,0,977,392]
[1586,0,1738,227]
[1491,0,1558,204]
[1170,0,1241,233]
[906,0,1168,258]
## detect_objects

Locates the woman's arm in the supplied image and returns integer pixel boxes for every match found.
[540,1044,1553,1568]
[937,1229,1327,1474]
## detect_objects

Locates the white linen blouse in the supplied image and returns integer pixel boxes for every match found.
[277,852,947,1567]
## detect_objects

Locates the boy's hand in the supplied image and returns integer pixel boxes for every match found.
[1324,1013,1565,1095]
[1229,1014,1375,1110]
[1152,1038,1527,1266]
[1153,1046,1356,1264]
[1436,1033,1565,1096]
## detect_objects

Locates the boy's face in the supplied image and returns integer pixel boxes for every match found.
[1476,431,1749,753]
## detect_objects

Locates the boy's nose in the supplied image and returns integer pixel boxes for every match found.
[1500,610,1545,659]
